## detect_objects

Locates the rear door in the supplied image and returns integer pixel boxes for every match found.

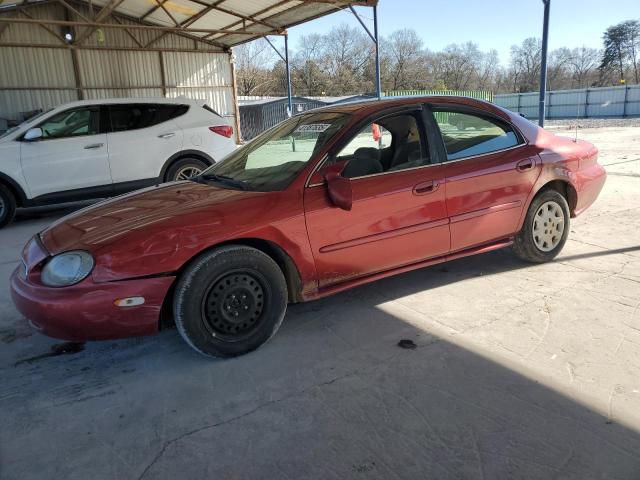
[304,107,450,287]
[429,106,541,252]
[19,106,111,198]
[105,103,184,185]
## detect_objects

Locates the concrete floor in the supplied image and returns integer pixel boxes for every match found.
[1,125,640,479]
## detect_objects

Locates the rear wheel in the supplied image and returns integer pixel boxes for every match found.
[0,184,16,229]
[513,189,570,263]
[173,245,287,358]
[166,157,208,182]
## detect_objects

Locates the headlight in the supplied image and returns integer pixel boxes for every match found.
[41,251,94,287]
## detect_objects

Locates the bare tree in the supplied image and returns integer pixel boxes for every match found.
[476,49,502,91]
[232,39,276,96]
[292,33,328,95]
[432,42,481,90]
[623,20,640,83]
[509,37,542,92]
[382,29,429,90]
[568,46,600,88]
[321,24,370,94]
[547,47,573,90]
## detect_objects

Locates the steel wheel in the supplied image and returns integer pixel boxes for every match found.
[201,270,266,342]
[532,200,565,252]
[175,166,203,180]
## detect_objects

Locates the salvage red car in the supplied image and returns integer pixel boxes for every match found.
[11,96,606,357]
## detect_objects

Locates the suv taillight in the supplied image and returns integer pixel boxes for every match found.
[209,126,233,138]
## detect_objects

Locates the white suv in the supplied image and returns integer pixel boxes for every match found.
[0,98,236,228]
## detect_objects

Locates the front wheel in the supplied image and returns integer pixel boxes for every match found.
[513,189,570,263]
[173,246,287,358]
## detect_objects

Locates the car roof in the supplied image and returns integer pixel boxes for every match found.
[309,95,512,121]
[52,97,205,109]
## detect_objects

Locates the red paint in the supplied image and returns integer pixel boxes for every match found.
[11,96,606,342]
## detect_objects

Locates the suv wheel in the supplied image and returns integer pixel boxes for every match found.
[0,184,17,229]
[513,189,570,263]
[166,157,208,181]
[173,245,288,358]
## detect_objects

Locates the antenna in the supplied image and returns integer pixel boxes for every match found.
[573,91,581,143]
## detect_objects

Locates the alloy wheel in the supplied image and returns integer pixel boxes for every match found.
[175,166,203,180]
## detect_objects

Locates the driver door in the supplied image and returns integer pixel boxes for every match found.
[19,106,112,199]
[304,108,450,288]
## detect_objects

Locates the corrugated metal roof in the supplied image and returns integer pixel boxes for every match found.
[0,0,377,49]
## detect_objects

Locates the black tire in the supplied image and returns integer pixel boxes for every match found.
[0,184,17,229]
[165,157,208,182]
[173,245,287,358]
[513,189,570,263]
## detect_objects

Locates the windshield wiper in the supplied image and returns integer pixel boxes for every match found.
[196,173,251,191]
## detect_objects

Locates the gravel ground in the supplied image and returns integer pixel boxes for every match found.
[545,117,640,129]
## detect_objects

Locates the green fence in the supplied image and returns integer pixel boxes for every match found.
[383,90,494,102]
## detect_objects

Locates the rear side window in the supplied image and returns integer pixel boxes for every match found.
[432,109,520,161]
[107,104,188,132]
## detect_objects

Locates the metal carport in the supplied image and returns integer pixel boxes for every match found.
[0,0,377,141]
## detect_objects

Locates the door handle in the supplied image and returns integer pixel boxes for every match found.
[516,159,534,171]
[158,132,175,139]
[413,180,440,195]
[84,143,104,149]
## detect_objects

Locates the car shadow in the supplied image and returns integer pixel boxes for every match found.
[3,244,640,478]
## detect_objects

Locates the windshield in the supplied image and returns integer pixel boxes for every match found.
[0,109,53,139]
[199,111,349,191]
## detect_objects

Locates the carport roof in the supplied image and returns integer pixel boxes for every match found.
[0,0,377,50]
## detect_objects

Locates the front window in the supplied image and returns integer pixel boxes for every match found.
[37,107,98,139]
[334,112,428,178]
[0,109,52,139]
[200,112,349,191]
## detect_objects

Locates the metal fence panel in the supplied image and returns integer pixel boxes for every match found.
[495,84,640,119]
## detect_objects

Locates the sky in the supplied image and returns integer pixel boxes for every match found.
[281,0,639,65]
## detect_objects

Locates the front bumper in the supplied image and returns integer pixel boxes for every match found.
[11,268,175,341]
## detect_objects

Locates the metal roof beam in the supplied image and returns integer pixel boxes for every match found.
[0,16,278,35]
[202,0,292,40]
[74,0,125,44]
[0,41,226,52]
[153,0,180,27]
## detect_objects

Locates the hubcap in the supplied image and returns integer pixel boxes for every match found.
[532,201,565,252]
[201,271,265,341]
[175,166,202,180]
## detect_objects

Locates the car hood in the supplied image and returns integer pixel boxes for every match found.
[40,181,266,255]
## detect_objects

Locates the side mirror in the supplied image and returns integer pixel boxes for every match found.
[323,162,352,211]
[23,127,43,141]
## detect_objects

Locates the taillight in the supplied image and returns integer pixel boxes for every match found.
[209,126,233,138]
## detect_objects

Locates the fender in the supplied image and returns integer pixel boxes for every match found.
[0,171,29,207]
[158,150,216,180]
[516,160,579,231]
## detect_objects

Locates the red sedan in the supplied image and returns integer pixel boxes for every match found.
[11,96,606,357]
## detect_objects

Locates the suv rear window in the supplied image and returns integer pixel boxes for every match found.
[108,104,188,132]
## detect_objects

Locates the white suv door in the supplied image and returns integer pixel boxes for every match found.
[19,106,112,198]
[105,103,184,185]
